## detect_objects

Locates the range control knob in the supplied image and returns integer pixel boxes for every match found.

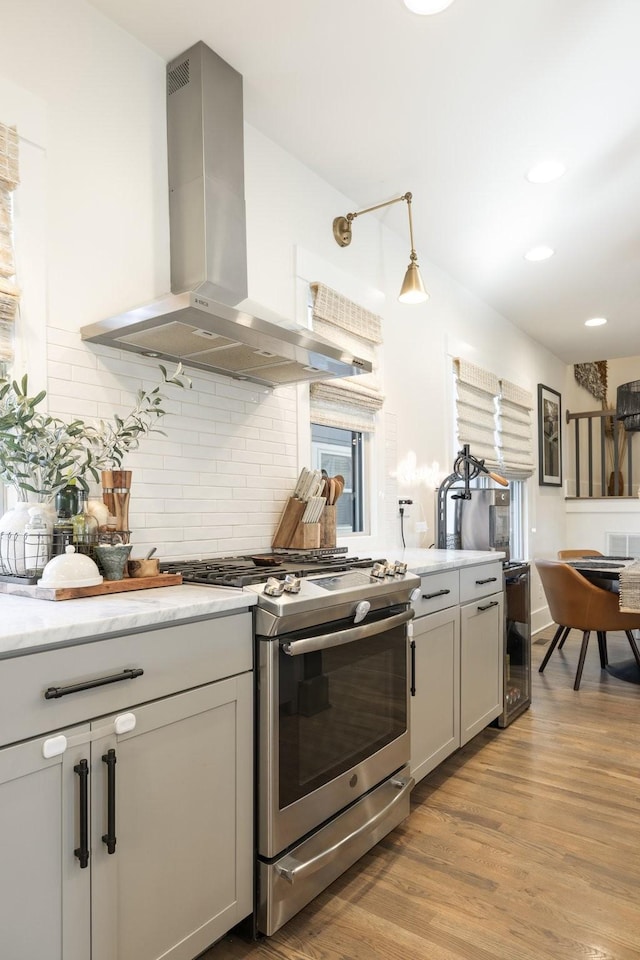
[354,600,371,624]
[393,561,408,576]
[371,562,387,580]
[283,574,301,594]
[264,577,285,597]
[410,587,421,603]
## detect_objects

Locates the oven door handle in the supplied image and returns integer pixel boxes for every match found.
[275,772,415,885]
[281,608,415,656]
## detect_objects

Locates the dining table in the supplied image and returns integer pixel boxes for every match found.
[565,556,640,684]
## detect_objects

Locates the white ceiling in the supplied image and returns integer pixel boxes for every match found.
[88,0,640,364]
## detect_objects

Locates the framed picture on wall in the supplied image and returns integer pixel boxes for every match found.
[538,384,562,486]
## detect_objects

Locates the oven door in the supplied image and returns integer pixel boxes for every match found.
[258,607,412,859]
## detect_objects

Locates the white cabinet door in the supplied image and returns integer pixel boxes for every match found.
[460,591,504,745]
[0,725,91,960]
[410,606,460,783]
[91,673,253,960]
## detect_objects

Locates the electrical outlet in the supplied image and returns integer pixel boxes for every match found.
[398,498,413,519]
[416,521,428,533]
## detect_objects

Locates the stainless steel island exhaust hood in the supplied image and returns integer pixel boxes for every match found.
[81,42,371,388]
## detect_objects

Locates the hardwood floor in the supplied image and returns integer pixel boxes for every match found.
[204,630,640,960]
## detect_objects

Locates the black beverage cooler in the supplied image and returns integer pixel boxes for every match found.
[496,561,531,727]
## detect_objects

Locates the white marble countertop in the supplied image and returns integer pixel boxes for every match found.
[398,548,505,575]
[0,548,503,659]
[0,584,256,659]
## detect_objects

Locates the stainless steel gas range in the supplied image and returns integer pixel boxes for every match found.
[163,552,420,936]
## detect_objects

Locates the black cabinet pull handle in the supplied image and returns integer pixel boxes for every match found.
[477,600,499,612]
[410,639,416,697]
[102,748,117,854]
[475,577,498,585]
[74,759,89,869]
[44,668,144,700]
[422,588,451,600]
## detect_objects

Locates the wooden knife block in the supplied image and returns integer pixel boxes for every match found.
[288,522,321,550]
[272,497,322,549]
[320,505,336,549]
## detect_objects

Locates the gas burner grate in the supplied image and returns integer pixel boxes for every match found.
[161,554,386,588]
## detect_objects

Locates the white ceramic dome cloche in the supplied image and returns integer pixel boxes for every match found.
[38,545,103,588]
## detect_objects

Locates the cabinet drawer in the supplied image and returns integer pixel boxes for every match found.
[412,570,459,617]
[0,611,252,748]
[459,561,503,603]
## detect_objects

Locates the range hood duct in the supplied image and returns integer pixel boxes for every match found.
[81,42,372,388]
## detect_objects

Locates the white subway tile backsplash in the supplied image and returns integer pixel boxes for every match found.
[45,337,299,556]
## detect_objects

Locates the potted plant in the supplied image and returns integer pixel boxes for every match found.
[82,363,191,531]
[0,376,98,574]
[0,376,94,502]
[0,363,191,573]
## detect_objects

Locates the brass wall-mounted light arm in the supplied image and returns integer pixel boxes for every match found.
[332,191,429,304]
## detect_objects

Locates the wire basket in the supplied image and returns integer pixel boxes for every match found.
[0,531,53,582]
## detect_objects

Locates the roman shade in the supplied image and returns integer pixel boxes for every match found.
[498,379,535,479]
[0,123,19,373]
[309,282,384,432]
[454,358,500,468]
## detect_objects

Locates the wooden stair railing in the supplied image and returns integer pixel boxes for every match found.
[565,407,634,497]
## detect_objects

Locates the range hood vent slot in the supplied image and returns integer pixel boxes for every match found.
[81,41,372,388]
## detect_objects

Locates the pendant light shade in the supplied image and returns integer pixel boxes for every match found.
[332,191,429,305]
[399,261,428,303]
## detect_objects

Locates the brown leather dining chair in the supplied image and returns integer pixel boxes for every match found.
[553,550,606,649]
[535,559,640,690]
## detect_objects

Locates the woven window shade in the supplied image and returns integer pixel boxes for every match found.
[454,359,500,468]
[310,282,384,433]
[498,379,534,479]
[0,123,19,371]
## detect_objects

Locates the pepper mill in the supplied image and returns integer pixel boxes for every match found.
[101,470,131,542]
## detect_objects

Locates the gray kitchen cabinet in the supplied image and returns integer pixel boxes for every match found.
[0,724,90,960]
[410,604,460,783]
[0,611,254,960]
[91,674,253,960]
[410,561,504,781]
[460,590,504,745]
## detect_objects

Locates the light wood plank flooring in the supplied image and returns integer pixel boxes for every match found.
[205,629,640,960]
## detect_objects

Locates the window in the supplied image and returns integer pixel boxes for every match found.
[308,283,383,538]
[311,424,364,533]
[452,359,532,561]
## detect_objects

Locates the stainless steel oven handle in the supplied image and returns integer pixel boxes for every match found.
[275,773,415,885]
[281,608,415,656]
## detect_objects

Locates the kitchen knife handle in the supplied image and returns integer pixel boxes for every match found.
[74,759,90,869]
[102,748,117,854]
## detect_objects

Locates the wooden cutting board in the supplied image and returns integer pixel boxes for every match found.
[0,572,183,601]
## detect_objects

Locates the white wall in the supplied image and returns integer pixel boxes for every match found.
[0,0,566,584]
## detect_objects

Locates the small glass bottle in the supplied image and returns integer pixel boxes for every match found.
[52,483,78,557]
[72,490,99,558]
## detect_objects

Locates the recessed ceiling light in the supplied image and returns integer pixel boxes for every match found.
[526,160,567,184]
[585,317,607,327]
[524,245,555,262]
[403,0,455,14]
